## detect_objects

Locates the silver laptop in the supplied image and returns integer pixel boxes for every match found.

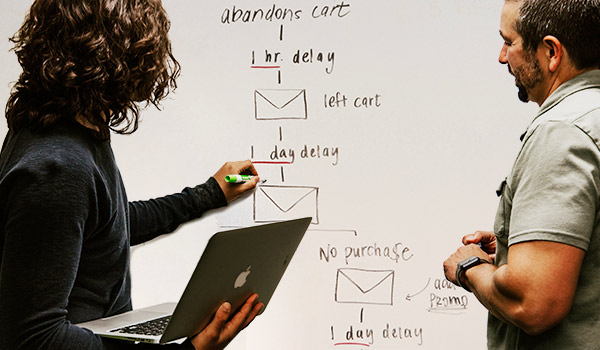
[76,217,311,344]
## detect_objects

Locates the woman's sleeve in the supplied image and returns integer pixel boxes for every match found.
[128,177,227,245]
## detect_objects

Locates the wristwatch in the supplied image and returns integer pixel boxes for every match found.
[455,256,491,292]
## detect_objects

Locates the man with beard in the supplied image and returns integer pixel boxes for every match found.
[443,0,600,349]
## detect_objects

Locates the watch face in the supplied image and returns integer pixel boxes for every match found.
[460,256,485,269]
[465,256,480,266]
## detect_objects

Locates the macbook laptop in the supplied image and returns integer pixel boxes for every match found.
[76,217,311,344]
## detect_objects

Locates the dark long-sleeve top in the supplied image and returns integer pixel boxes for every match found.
[0,121,227,349]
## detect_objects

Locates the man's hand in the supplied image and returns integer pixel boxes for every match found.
[443,231,495,286]
[213,160,259,203]
[190,294,263,350]
[462,230,496,260]
[443,243,491,287]
[443,230,585,335]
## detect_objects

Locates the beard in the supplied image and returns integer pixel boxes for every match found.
[516,83,530,103]
[508,52,544,103]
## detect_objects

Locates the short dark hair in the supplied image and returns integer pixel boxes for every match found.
[5,0,181,140]
[515,0,600,70]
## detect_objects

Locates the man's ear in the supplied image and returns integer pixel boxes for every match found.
[542,35,562,72]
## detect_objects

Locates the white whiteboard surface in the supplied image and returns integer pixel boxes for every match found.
[0,1,538,349]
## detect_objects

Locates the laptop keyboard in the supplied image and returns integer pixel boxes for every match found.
[110,315,171,336]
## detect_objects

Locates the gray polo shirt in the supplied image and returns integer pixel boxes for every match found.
[488,70,600,349]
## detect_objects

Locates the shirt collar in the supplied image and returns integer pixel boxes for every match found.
[521,70,600,141]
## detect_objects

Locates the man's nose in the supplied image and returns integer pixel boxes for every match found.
[498,43,508,64]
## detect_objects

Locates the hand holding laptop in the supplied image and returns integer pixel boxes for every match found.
[76,218,310,345]
[190,293,263,350]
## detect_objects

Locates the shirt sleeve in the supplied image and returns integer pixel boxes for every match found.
[508,121,600,250]
[0,158,192,350]
[128,177,227,246]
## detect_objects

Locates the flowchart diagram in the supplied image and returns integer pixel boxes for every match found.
[215,2,480,348]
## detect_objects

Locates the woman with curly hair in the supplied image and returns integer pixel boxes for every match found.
[0,0,262,349]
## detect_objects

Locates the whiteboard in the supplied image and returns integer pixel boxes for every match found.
[0,1,538,349]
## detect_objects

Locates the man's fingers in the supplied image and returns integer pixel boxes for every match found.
[462,234,476,245]
[462,231,495,245]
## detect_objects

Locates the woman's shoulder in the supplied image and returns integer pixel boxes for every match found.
[1,122,107,181]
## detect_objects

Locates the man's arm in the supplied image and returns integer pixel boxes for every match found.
[444,239,584,335]
[444,122,600,335]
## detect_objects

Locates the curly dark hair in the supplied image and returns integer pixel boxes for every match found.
[5,0,181,140]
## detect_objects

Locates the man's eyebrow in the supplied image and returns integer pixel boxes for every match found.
[499,30,510,41]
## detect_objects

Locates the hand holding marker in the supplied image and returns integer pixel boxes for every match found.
[225,175,266,184]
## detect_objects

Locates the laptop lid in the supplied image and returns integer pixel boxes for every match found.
[77,217,310,343]
[159,217,310,343]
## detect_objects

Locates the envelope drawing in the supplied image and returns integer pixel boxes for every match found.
[335,268,395,305]
[254,89,307,120]
[254,185,319,224]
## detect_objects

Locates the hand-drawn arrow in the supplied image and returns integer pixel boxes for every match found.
[405,278,431,301]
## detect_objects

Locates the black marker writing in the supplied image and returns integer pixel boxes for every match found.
[221,5,302,24]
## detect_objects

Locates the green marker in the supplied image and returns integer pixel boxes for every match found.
[225,175,255,183]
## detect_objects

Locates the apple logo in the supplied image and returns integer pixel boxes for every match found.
[234,265,252,289]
